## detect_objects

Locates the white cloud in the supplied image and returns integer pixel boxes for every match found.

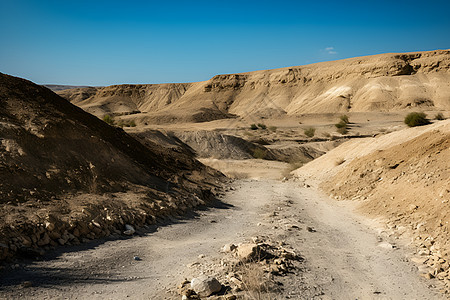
[324,46,337,55]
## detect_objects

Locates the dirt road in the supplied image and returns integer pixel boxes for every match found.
[0,179,441,299]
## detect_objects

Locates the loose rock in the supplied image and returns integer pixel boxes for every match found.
[236,243,260,262]
[123,224,135,236]
[191,275,222,297]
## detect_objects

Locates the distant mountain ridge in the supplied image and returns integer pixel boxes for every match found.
[44,84,94,91]
[57,50,450,124]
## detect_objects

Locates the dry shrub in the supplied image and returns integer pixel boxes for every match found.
[404,112,430,127]
[240,262,273,300]
[252,148,267,159]
[336,126,348,135]
[340,114,349,124]
[304,127,315,137]
[103,114,114,125]
[435,112,445,120]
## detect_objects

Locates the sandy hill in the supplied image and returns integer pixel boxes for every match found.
[58,50,450,124]
[0,73,223,260]
[294,120,450,278]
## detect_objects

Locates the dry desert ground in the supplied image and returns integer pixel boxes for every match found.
[0,50,449,299]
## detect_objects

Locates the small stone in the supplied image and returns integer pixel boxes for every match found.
[37,233,50,246]
[408,204,419,211]
[123,225,135,236]
[191,275,222,297]
[229,277,243,290]
[251,236,262,243]
[378,242,394,249]
[221,243,237,253]
[306,227,316,232]
[45,222,55,231]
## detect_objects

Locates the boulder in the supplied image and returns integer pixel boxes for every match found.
[190,275,221,297]
[236,243,260,262]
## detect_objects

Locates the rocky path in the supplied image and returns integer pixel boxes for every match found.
[0,179,442,299]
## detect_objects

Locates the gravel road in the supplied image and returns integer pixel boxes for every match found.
[0,179,442,299]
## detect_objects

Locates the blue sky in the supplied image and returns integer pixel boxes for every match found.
[1,0,449,86]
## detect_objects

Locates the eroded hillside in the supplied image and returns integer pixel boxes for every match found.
[294,120,450,287]
[58,50,450,124]
[0,73,224,260]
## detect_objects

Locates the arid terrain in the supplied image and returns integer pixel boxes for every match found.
[0,49,449,299]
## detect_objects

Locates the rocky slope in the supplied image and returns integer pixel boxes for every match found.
[58,50,450,124]
[0,73,223,261]
[293,120,450,290]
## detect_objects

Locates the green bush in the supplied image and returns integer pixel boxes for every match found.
[304,127,316,137]
[404,112,430,127]
[250,124,258,130]
[252,148,267,159]
[103,114,115,125]
[340,115,349,124]
[335,121,347,129]
[336,127,348,135]
[257,123,267,130]
[435,113,445,120]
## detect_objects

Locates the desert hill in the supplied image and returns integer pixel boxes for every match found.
[0,73,223,260]
[58,50,450,124]
[293,120,450,281]
[44,85,92,91]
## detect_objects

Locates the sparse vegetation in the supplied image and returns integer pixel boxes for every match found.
[304,127,316,138]
[241,262,272,300]
[322,132,331,138]
[115,119,137,128]
[103,115,136,128]
[268,126,277,131]
[435,113,445,120]
[250,124,258,130]
[340,115,349,124]
[252,148,267,159]
[257,123,267,130]
[335,115,350,135]
[103,114,115,125]
[335,121,347,129]
[404,112,430,127]
[336,127,348,135]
